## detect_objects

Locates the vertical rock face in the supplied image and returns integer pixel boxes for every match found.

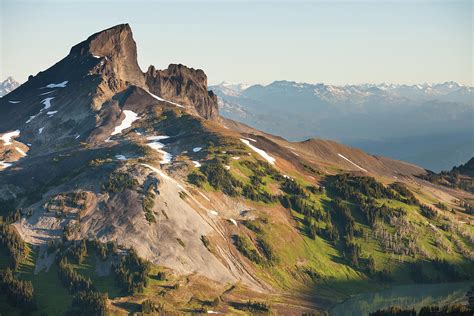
[145,64,219,120]
[1,23,218,134]
[69,23,145,88]
[70,24,219,120]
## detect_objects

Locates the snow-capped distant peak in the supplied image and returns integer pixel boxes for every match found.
[0,76,20,97]
[212,80,471,106]
[211,82,251,96]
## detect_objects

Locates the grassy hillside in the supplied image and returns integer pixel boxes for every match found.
[0,110,472,315]
[187,144,474,297]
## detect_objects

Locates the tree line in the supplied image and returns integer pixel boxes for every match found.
[0,222,30,270]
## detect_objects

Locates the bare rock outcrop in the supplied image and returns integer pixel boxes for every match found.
[70,23,145,88]
[145,64,219,120]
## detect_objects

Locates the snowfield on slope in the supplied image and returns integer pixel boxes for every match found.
[25,97,56,124]
[240,138,276,165]
[147,91,185,108]
[1,130,20,145]
[146,135,172,164]
[44,81,68,88]
[111,110,140,136]
[337,153,368,172]
[41,97,54,110]
[39,90,55,96]
[0,161,12,169]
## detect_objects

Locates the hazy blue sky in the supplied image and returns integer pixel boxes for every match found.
[1,0,472,85]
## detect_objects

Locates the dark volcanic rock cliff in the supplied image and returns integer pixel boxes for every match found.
[145,64,219,120]
[0,24,219,138]
[70,23,145,88]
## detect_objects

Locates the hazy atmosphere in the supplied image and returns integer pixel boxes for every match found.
[0,1,473,315]
[1,0,472,85]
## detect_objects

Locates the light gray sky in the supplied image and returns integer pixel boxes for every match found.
[1,0,472,85]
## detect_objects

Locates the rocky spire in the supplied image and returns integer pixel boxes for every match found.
[145,64,219,120]
[69,23,145,88]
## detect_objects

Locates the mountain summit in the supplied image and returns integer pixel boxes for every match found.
[0,24,219,149]
[70,23,145,87]
[0,76,20,97]
[0,25,472,315]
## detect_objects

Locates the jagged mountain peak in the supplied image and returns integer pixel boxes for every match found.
[145,63,219,120]
[0,24,219,135]
[69,23,145,88]
[70,24,132,56]
[0,77,20,97]
[1,22,473,316]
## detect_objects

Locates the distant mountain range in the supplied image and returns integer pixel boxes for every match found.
[0,77,20,97]
[211,80,473,172]
[1,24,473,315]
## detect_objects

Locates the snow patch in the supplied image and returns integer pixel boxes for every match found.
[1,130,20,145]
[246,137,257,142]
[229,218,238,226]
[8,101,20,104]
[39,90,55,96]
[147,135,170,141]
[146,91,185,108]
[232,156,240,160]
[111,110,139,136]
[115,155,127,161]
[192,161,201,168]
[41,97,54,110]
[15,147,27,157]
[193,147,202,152]
[38,127,44,134]
[0,161,12,169]
[209,210,219,216]
[240,138,276,165]
[292,151,300,156]
[47,111,58,116]
[337,153,368,172]
[25,115,36,124]
[45,81,68,88]
[75,134,80,140]
[224,165,230,170]
[146,135,172,164]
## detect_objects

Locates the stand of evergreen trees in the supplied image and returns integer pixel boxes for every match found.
[114,248,150,294]
[141,299,164,314]
[58,257,94,292]
[0,222,30,269]
[195,158,281,203]
[369,304,472,316]
[0,268,35,311]
[56,240,109,315]
[69,291,108,316]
